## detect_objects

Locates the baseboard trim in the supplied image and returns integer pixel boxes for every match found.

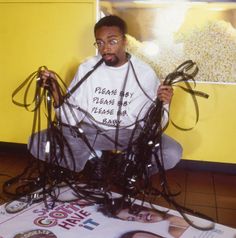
[177,159,236,175]
[0,142,27,154]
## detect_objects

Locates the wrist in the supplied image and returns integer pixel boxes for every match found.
[53,95,64,108]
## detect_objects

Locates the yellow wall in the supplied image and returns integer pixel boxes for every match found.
[0,0,96,143]
[1,1,235,164]
[166,83,236,164]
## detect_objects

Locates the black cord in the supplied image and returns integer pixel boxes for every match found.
[5,60,213,231]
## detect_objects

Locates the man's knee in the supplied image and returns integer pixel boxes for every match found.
[157,134,183,170]
[164,140,182,169]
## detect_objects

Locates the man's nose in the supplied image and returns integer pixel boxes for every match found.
[102,42,111,52]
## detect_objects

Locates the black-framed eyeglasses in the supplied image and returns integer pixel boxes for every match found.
[93,38,123,49]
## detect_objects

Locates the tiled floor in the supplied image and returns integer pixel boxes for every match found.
[0,150,236,230]
[151,169,236,229]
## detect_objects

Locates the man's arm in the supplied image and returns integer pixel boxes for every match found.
[157,83,173,127]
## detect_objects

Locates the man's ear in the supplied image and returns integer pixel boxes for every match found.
[124,35,128,47]
[124,34,127,41]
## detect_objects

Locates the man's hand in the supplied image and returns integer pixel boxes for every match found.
[39,69,63,107]
[39,70,56,90]
[157,84,173,104]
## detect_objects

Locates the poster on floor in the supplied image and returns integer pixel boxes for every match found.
[0,187,235,238]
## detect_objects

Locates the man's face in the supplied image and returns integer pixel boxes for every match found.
[133,232,162,238]
[94,26,127,67]
[116,208,164,223]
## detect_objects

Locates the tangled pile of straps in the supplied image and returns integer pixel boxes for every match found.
[2,59,214,231]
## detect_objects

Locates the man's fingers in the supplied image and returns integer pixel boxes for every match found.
[157,85,173,104]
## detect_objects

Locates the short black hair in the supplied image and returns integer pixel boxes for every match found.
[98,197,129,217]
[119,230,164,238]
[98,197,145,218]
[94,15,127,36]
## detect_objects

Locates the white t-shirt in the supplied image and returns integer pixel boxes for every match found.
[57,54,161,130]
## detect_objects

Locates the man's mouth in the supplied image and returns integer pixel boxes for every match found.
[102,54,114,61]
[102,54,119,66]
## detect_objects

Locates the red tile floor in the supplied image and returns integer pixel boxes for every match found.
[0,149,236,230]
